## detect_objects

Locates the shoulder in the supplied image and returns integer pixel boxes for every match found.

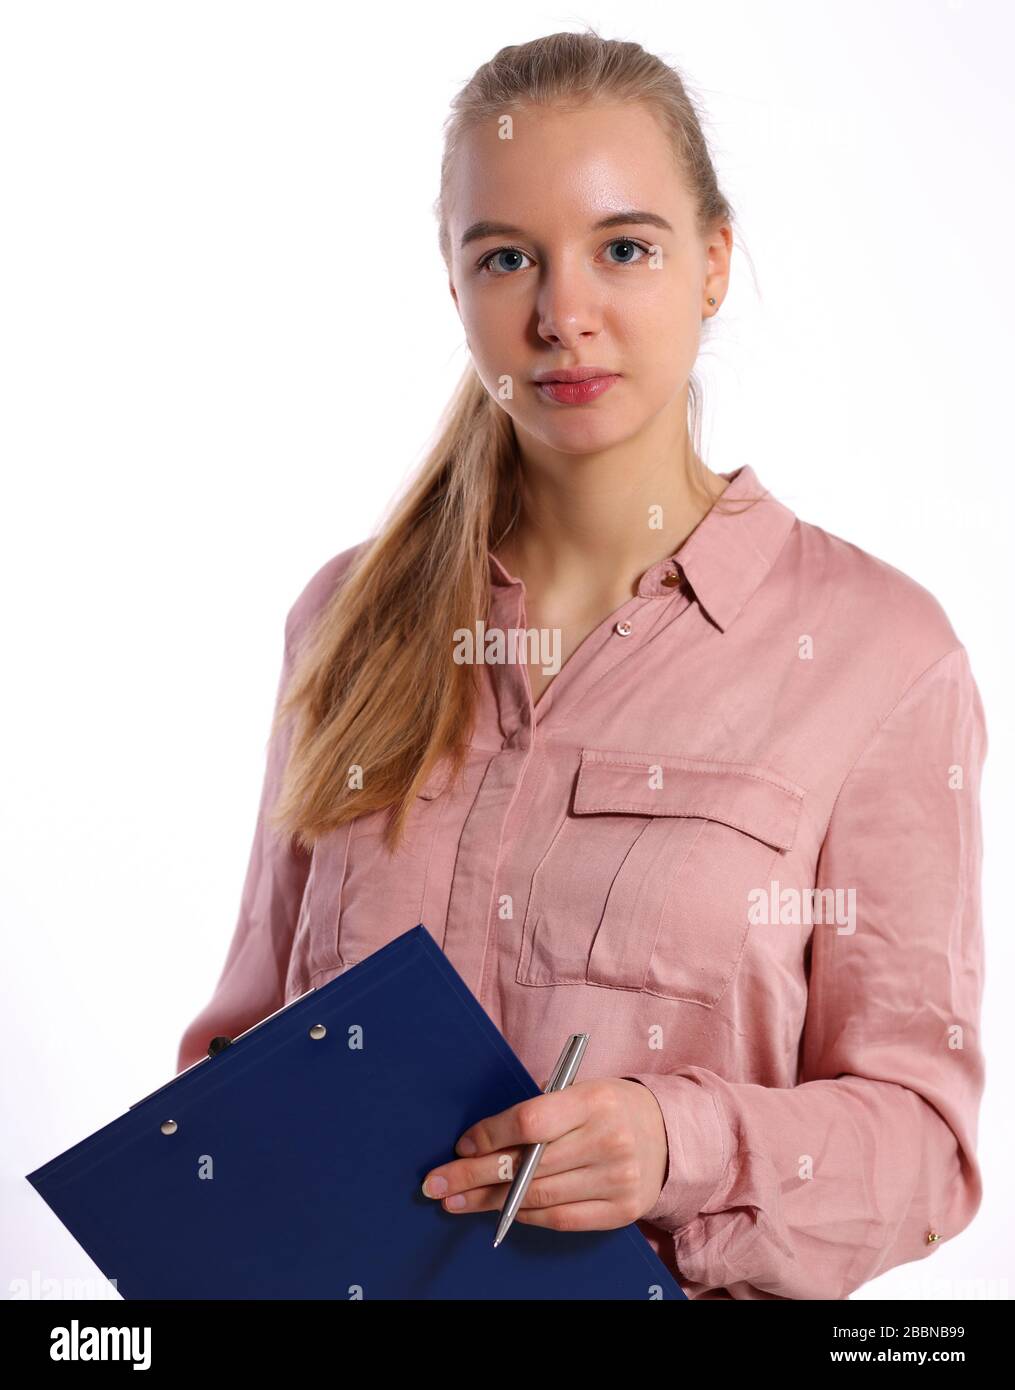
[784,514,964,688]
[283,539,373,653]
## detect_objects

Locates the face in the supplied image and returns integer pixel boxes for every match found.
[446,101,732,459]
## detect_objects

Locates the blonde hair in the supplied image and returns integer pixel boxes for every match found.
[270,27,762,854]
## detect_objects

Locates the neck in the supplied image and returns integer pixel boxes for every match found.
[495,406,728,600]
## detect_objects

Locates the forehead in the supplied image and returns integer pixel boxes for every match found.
[448,102,690,234]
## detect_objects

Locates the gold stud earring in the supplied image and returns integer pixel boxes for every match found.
[708,297,717,306]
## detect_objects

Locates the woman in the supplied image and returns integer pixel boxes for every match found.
[176,30,987,1301]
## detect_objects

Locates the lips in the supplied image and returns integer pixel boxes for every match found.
[532,367,620,405]
[533,366,616,384]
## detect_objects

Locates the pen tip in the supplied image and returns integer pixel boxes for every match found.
[492,1236,501,1248]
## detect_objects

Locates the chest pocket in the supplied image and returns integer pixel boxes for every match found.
[283,764,452,997]
[516,748,805,1007]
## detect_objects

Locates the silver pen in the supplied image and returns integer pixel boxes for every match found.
[492,1032,590,1248]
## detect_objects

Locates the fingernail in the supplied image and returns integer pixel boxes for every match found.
[457,1137,476,1156]
[446,1194,466,1209]
[423,1175,448,1197]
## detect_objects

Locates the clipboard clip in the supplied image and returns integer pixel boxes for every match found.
[128,986,319,1111]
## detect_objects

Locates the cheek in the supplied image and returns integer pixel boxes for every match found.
[617,291,701,390]
[457,279,520,336]
[461,296,534,395]
[615,274,697,339]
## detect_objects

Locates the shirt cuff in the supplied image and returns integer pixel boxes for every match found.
[621,1072,731,1233]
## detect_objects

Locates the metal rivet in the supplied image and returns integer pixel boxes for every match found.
[614,620,633,636]
[926,1230,941,1243]
[309,1024,327,1040]
[161,1120,178,1135]
[660,570,680,588]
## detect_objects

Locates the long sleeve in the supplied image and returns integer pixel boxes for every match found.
[623,644,987,1299]
[175,605,311,1075]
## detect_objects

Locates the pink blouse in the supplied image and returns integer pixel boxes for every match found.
[176,464,987,1300]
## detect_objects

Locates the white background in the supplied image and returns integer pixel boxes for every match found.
[3,0,1012,1302]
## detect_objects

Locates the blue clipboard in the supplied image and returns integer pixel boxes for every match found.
[26,924,687,1300]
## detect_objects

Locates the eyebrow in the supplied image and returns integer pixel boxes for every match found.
[459,209,674,250]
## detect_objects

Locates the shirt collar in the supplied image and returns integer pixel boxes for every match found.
[489,464,797,634]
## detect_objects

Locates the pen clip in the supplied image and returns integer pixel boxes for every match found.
[544,1032,589,1093]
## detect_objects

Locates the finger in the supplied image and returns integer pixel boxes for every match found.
[422,1147,527,1199]
[513,1199,627,1232]
[424,1123,595,1201]
[455,1081,596,1159]
[440,1161,603,1216]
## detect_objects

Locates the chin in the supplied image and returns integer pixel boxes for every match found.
[530,419,634,456]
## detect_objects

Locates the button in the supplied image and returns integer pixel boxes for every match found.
[614,620,633,636]
[660,569,681,588]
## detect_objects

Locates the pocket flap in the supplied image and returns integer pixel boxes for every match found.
[413,754,453,800]
[573,749,805,852]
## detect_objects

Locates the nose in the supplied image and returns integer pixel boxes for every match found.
[535,259,604,348]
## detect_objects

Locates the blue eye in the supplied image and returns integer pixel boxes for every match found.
[478,247,534,276]
[476,237,651,276]
[604,238,650,265]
